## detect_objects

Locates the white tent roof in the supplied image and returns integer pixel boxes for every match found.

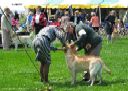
[115,0,128,6]
[111,0,128,8]
[60,0,90,5]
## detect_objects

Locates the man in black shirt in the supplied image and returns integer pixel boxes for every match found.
[105,10,116,43]
[72,23,102,81]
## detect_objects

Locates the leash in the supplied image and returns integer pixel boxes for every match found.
[0,7,40,74]
[57,48,65,51]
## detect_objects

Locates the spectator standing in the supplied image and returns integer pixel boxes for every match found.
[70,10,81,25]
[1,7,12,50]
[55,9,64,22]
[32,6,47,35]
[11,13,19,31]
[105,10,116,43]
[90,12,100,33]
[26,11,33,32]
[68,5,73,17]
[60,11,70,31]
[79,11,86,23]
[64,22,77,43]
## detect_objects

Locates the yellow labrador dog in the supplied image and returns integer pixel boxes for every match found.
[64,43,111,86]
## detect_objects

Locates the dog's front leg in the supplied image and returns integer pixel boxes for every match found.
[71,69,76,85]
[15,43,18,51]
[90,73,96,86]
[97,69,102,85]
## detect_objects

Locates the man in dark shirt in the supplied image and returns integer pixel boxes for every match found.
[72,22,102,81]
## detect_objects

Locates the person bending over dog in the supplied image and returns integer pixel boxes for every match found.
[32,25,65,83]
[71,22,102,82]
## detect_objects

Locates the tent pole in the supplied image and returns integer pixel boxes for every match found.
[98,0,104,25]
[98,5,102,24]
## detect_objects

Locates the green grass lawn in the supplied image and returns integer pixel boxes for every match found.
[0,37,128,91]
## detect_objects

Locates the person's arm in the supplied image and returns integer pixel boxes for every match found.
[50,46,58,52]
[74,29,87,51]
[54,28,65,47]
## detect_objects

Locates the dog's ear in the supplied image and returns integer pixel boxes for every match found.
[71,40,74,44]
[70,40,75,48]
[65,41,69,46]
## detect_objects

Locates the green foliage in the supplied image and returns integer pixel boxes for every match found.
[0,37,128,91]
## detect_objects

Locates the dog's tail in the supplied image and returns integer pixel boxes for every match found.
[100,60,111,75]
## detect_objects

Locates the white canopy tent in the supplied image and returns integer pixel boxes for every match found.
[112,0,128,8]
[59,0,91,9]
[60,0,90,4]
[23,0,91,9]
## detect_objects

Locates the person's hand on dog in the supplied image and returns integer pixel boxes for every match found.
[50,47,58,52]
[70,43,79,52]
[86,43,91,50]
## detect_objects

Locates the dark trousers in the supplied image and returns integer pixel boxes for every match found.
[34,23,44,35]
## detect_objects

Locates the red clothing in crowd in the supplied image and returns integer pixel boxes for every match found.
[90,16,100,28]
[32,12,47,28]
[50,22,60,27]
[11,17,18,26]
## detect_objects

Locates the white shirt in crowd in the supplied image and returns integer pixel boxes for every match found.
[35,12,41,24]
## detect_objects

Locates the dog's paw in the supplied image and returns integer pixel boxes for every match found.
[71,82,75,85]
[87,80,91,83]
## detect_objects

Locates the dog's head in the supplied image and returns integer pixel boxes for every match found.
[64,41,77,54]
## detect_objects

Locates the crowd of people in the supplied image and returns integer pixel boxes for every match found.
[0,6,127,83]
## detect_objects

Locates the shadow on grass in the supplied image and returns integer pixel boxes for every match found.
[50,80,109,88]
[49,79,128,88]
[96,79,128,87]
[104,79,128,86]
[50,81,88,88]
